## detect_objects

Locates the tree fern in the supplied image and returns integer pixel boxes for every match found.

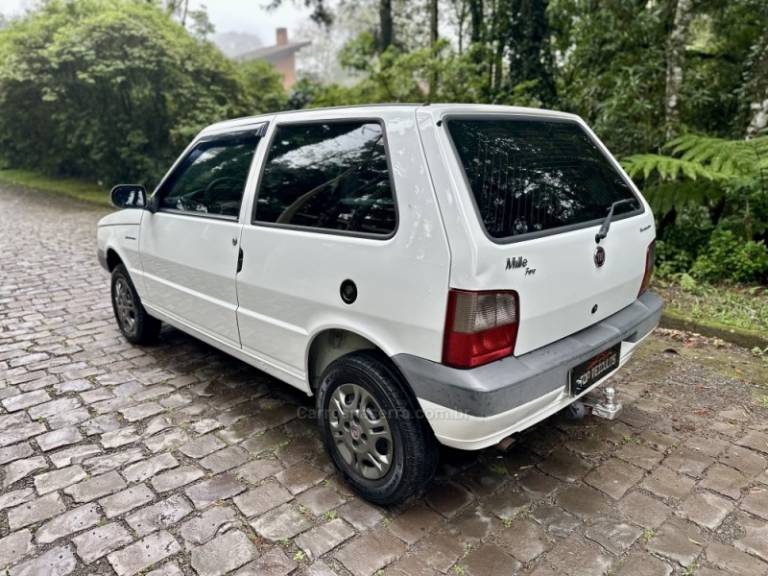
[621,134,768,215]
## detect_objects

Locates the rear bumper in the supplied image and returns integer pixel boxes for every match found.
[392,291,662,450]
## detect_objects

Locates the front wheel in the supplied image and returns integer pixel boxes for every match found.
[316,351,439,506]
[111,264,161,345]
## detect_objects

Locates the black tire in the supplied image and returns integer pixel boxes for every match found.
[316,351,439,505]
[110,263,161,345]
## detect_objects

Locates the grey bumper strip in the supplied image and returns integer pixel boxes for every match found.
[392,291,663,418]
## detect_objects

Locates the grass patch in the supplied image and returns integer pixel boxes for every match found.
[0,168,110,207]
[653,276,768,337]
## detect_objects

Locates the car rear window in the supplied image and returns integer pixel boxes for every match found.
[447,118,641,241]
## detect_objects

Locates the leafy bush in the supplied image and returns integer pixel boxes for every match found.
[691,228,768,283]
[0,0,284,186]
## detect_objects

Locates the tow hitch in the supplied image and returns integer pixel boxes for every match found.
[582,385,623,420]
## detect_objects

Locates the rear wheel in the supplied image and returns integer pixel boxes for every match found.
[316,351,438,505]
[111,264,161,344]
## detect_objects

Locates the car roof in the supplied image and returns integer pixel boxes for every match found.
[199,103,581,136]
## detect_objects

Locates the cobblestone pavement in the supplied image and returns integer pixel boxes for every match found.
[1,186,768,576]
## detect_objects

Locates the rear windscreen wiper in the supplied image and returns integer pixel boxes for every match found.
[595,198,638,244]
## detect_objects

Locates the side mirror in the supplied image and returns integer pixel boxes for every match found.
[110,184,147,209]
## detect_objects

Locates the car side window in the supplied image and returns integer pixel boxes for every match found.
[158,130,262,219]
[254,120,397,236]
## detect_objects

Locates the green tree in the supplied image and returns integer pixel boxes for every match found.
[0,0,283,186]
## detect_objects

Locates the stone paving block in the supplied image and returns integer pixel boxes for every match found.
[233,454,282,481]
[615,553,672,576]
[251,503,314,541]
[519,469,563,498]
[8,545,76,576]
[146,561,184,576]
[8,492,67,531]
[144,427,190,453]
[537,447,592,483]
[36,503,102,544]
[530,504,581,538]
[100,427,140,449]
[617,491,670,529]
[721,445,767,477]
[544,533,614,576]
[296,518,356,560]
[126,494,193,536]
[120,401,165,422]
[36,426,83,451]
[737,430,768,455]
[584,518,643,555]
[387,503,442,544]
[29,397,82,421]
[741,487,768,520]
[49,444,101,468]
[2,389,50,412]
[234,480,293,517]
[34,465,87,495]
[47,407,91,430]
[179,433,226,458]
[190,529,257,576]
[179,505,238,549]
[424,481,474,518]
[337,499,385,531]
[295,484,346,515]
[83,446,144,475]
[108,530,181,576]
[556,484,612,522]
[336,529,407,576]
[0,422,47,448]
[645,518,704,567]
[615,442,664,471]
[72,522,134,564]
[419,532,465,572]
[700,463,750,499]
[185,473,246,509]
[4,456,48,487]
[461,542,521,576]
[82,414,121,436]
[678,490,733,529]
[496,519,550,563]
[99,483,155,518]
[235,546,297,576]
[0,487,35,511]
[483,484,531,519]
[734,512,768,563]
[275,461,327,495]
[150,464,204,493]
[121,452,178,483]
[641,466,695,500]
[0,442,34,466]
[0,529,34,571]
[64,470,126,502]
[585,458,645,500]
[705,542,768,576]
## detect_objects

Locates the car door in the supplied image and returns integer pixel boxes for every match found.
[139,126,264,347]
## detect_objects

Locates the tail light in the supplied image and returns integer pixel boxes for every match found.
[442,289,519,368]
[639,240,655,296]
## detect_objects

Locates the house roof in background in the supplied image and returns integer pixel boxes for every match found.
[238,41,310,63]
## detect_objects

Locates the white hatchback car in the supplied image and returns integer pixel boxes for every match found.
[98,104,662,504]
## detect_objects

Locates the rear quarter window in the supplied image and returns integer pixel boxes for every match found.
[254,120,397,236]
[447,117,641,241]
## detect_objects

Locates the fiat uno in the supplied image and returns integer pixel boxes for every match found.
[98,104,662,505]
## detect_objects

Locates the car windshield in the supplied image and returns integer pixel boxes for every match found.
[447,117,640,241]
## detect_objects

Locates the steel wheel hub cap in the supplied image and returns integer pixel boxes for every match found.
[114,278,137,334]
[329,383,393,480]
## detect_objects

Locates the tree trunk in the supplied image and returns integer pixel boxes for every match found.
[429,0,439,99]
[380,0,394,51]
[469,0,484,44]
[664,0,693,140]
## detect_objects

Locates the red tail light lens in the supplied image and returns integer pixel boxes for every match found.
[639,240,655,296]
[442,289,519,368]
